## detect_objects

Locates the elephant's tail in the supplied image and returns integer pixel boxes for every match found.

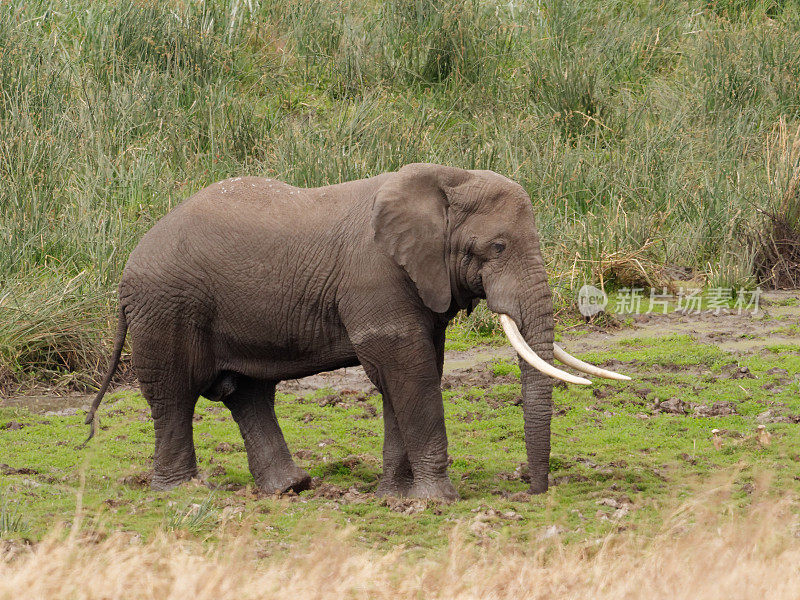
[80,306,128,447]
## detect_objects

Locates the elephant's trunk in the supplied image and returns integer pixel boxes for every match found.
[517,277,555,495]
[496,290,630,492]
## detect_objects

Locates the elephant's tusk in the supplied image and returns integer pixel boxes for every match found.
[553,344,631,381]
[498,314,591,385]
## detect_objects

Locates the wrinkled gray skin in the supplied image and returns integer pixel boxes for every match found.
[97,164,554,500]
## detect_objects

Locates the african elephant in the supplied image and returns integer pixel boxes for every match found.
[86,163,627,500]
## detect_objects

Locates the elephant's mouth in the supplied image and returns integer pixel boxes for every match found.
[496,314,631,386]
[475,273,485,296]
[459,250,484,297]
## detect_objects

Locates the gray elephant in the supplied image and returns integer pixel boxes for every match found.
[86,163,627,500]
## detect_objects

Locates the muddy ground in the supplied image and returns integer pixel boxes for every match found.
[3,290,798,415]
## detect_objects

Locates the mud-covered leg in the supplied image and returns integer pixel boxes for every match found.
[223,377,310,493]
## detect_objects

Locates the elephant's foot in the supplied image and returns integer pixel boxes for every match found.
[407,477,459,502]
[375,474,414,498]
[528,482,549,495]
[527,468,549,495]
[151,466,199,491]
[254,464,312,494]
[375,458,414,497]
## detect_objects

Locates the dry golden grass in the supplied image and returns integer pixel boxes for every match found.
[2,481,799,600]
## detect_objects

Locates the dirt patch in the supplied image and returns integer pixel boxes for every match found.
[0,464,39,476]
[561,291,800,356]
[442,365,517,390]
[443,347,514,371]
[310,482,369,504]
[655,398,687,414]
[458,411,486,423]
[757,409,800,424]
[0,387,134,416]
[723,365,756,380]
[277,347,515,398]
[119,471,152,488]
[278,368,377,396]
[382,497,429,514]
[1,394,93,415]
[693,401,737,417]
[214,442,244,453]
[366,291,798,397]
[653,397,739,418]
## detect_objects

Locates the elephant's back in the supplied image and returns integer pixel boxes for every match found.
[118,175,339,327]
[118,172,378,326]
[126,176,307,264]
[189,176,311,210]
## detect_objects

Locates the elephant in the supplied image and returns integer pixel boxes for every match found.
[85,163,628,500]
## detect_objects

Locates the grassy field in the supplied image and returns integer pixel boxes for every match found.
[2,487,800,599]
[2,306,799,544]
[2,304,800,595]
[1,0,800,389]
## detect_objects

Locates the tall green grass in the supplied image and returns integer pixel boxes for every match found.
[1,0,799,388]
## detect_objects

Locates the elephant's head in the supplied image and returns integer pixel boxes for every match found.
[372,163,628,493]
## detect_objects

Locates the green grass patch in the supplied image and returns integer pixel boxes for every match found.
[2,333,798,550]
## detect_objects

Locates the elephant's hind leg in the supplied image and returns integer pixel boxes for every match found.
[138,374,200,491]
[223,377,311,494]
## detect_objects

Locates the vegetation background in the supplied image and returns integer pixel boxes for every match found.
[2,3,800,595]
[1,0,799,386]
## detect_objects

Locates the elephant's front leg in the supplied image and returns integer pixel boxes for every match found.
[360,339,457,501]
[375,395,414,496]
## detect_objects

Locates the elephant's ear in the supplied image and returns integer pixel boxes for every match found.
[371,163,470,313]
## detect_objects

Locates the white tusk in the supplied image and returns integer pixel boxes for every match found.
[553,344,631,381]
[498,314,591,385]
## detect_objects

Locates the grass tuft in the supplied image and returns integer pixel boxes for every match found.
[752,121,800,288]
[0,274,113,393]
[0,493,27,535]
[164,493,218,534]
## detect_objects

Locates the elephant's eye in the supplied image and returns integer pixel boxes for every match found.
[491,241,506,254]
